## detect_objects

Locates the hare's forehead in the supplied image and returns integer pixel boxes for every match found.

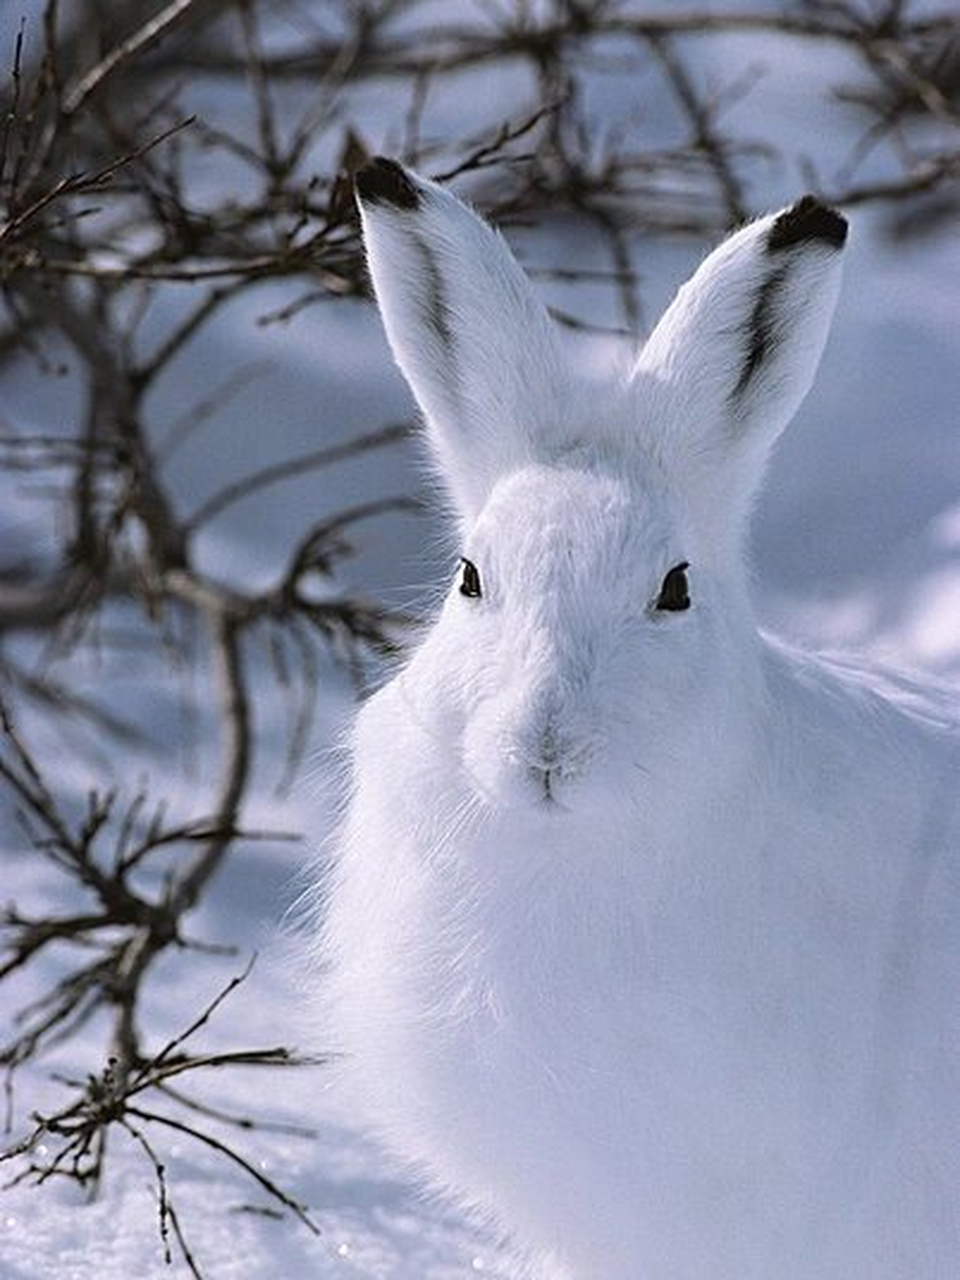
[471,464,671,573]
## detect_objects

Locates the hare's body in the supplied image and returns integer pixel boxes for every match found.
[314,160,960,1278]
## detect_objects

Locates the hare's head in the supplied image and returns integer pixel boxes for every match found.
[355,160,846,822]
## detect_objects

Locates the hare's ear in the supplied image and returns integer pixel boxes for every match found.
[355,159,566,525]
[634,197,846,536]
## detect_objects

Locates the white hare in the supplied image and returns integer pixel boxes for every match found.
[313,158,960,1279]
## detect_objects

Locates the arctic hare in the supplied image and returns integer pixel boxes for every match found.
[315,158,960,1279]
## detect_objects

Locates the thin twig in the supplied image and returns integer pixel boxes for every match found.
[184,422,411,531]
[62,0,207,116]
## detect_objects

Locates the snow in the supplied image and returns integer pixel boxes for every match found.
[2,7,960,1278]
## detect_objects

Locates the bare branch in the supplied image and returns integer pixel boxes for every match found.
[184,422,412,532]
[61,0,209,117]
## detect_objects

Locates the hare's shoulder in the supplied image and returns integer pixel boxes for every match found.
[763,632,960,739]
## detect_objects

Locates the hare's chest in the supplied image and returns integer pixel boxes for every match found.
[332,811,960,1279]
[379,838,888,1127]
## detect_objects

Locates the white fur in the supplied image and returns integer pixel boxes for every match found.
[308,166,960,1279]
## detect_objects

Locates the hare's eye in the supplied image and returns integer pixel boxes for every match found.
[459,558,482,599]
[655,562,690,613]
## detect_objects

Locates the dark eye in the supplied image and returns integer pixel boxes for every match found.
[655,561,690,612]
[459,557,482,599]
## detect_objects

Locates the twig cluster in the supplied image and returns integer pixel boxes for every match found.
[2,950,322,1276]
[0,0,957,1273]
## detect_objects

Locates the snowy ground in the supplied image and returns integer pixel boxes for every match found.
[3,6,960,1278]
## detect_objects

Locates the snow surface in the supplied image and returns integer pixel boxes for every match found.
[2,5,960,1278]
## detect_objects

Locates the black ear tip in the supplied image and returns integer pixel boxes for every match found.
[768,195,847,251]
[354,157,421,211]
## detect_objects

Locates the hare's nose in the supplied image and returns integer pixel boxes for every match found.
[517,718,593,786]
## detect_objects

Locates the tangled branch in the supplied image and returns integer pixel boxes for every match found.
[3,955,323,1275]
